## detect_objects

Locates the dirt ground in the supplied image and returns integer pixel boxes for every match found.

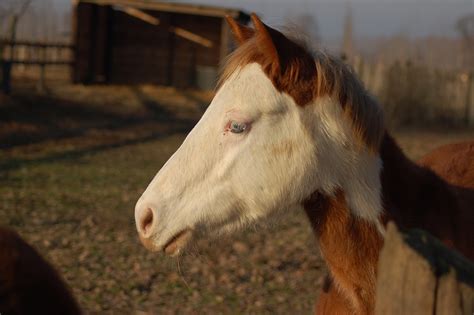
[1,83,473,314]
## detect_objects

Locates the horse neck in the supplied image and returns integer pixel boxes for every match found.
[378,133,430,223]
[303,132,453,313]
[304,190,382,313]
[379,133,458,238]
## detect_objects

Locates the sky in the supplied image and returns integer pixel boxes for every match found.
[170,0,474,39]
[52,0,474,40]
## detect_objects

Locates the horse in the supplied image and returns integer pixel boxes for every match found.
[0,226,81,314]
[134,14,474,314]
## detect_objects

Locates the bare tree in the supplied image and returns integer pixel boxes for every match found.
[0,1,14,37]
[2,0,32,39]
[342,3,354,61]
[285,13,320,47]
[3,0,32,57]
[457,13,474,69]
[6,0,31,67]
[456,13,474,126]
[1,0,31,94]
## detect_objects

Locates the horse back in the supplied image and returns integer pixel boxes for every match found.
[417,140,474,260]
[418,141,474,189]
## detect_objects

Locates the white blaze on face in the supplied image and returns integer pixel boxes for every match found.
[135,63,383,253]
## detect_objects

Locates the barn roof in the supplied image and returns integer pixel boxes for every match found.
[75,0,250,20]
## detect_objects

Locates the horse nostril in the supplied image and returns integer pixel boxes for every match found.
[139,207,154,237]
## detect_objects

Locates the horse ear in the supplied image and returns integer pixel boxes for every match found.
[250,13,281,75]
[225,15,254,45]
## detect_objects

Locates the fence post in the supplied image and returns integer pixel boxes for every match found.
[465,71,474,126]
[2,61,12,94]
[0,40,3,91]
[37,45,46,92]
[375,222,474,314]
[37,63,46,92]
[2,15,19,95]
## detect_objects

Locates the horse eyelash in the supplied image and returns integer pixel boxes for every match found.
[230,121,247,133]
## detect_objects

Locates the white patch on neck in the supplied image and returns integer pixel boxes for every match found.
[305,95,384,223]
[343,151,383,222]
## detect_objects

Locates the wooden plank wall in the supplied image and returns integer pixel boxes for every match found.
[170,13,221,88]
[74,3,94,83]
[74,3,112,83]
[109,9,171,85]
[94,5,111,83]
[74,3,223,87]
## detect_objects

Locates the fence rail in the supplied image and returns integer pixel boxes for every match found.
[1,38,473,126]
[0,39,74,49]
[349,57,474,127]
[7,60,74,65]
[0,38,74,93]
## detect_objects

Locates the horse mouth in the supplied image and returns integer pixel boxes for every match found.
[163,228,193,256]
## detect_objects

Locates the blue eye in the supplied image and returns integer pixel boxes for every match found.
[230,121,247,134]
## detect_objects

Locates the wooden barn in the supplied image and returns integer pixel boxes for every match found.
[73,0,250,89]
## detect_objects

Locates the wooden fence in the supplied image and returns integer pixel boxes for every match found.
[0,39,472,126]
[350,57,474,127]
[0,39,74,93]
[376,222,474,314]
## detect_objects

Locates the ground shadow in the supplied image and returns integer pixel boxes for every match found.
[0,129,189,173]
[0,86,202,149]
[0,85,210,173]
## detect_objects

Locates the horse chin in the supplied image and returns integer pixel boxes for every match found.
[210,217,253,239]
[163,228,193,257]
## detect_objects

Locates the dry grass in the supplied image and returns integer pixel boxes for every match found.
[354,60,472,129]
[1,83,473,314]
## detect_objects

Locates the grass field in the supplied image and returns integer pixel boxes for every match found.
[1,83,473,314]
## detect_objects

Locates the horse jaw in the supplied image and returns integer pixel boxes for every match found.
[134,63,383,254]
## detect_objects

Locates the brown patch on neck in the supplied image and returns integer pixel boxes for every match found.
[303,133,474,312]
[303,191,383,314]
[220,27,384,153]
